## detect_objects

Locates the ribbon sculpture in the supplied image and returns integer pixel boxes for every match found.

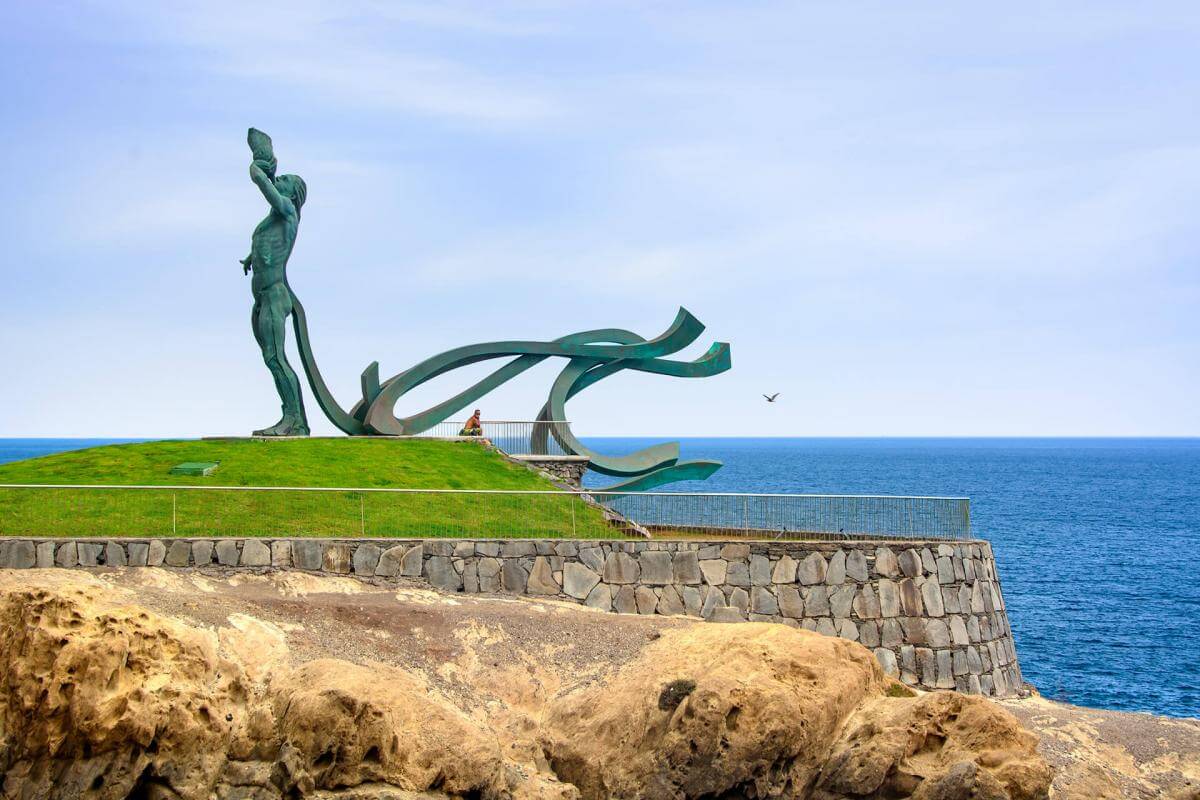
[289,286,731,491]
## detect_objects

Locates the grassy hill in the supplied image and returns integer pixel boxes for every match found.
[0,439,618,539]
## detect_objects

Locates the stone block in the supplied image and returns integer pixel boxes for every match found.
[699,559,727,586]
[898,548,923,578]
[165,541,190,567]
[950,616,970,646]
[613,585,638,614]
[323,544,351,573]
[921,548,937,574]
[749,554,772,586]
[700,586,725,619]
[898,578,924,616]
[578,546,605,572]
[400,544,424,577]
[638,551,673,585]
[682,586,703,616]
[874,546,899,577]
[477,558,502,592]
[501,559,528,593]
[374,545,406,577]
[917,647,937,685]
[825,550,847,584]
[215,540,240,566]
[501,541,536,558]
[921,579,945,616]
[936,651,956,688]
[881,618,904,648]
[815,618,837,637]
[797,552,827,585]
[720,543,749,560]
[771,554,798,583]
[127,542,149,567]
[953,650,969,676]
[4,541,35,569]
[658,585,685,615]
[77,543,102,566]
[853,585,881,619]
[728,587,750,615]
[425,541,454,557]
[937,556,955,584]
[105,541,127,567]
[241,539,271,567]
[926,619,951,648]
[271,540,292,568]
[878,579,900,617]
[425,556,461,591]
[291,540,322,570]
[584,582,612,611]
[604,552,640,584]
[635,586,658,615]
[697,544,722,560]
[708,606,746,623]
[462,562,479,592]
[725,561,750,587]
[875,647,899,676]
[475,541,501,557]
[828,585,855,618]
[802,585,830,616]
[836,619,858,641]
[147,540,166,566]
[672,551,703,585]
[563,562,601,600]
[37,541,55,567]
[845,549,868,582]
[750,586,778,615]
[191,541,214,565]
[859,620,880,647]
[351,543,381,575]
[777,586,804,618]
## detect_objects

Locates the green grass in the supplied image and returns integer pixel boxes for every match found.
[0,439,619,539]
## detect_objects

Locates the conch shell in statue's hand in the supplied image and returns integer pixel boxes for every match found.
[247,127,277,176]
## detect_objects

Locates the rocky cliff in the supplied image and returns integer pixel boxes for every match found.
[0,568,1182,799]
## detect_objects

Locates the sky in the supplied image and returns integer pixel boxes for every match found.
[0,2,1197,437]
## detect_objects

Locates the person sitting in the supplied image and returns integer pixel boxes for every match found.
[459,409,483,436]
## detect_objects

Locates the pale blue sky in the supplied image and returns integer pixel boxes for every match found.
[1,2,1197,437]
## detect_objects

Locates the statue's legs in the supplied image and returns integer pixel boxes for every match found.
[251,283,309,436]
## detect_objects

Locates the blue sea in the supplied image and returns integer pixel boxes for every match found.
[2,437,1197,719]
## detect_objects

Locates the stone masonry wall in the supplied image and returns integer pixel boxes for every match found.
[0,536,1021,697]
[507,456,591,488]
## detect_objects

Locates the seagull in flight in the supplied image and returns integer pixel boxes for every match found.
[763,393,780,403]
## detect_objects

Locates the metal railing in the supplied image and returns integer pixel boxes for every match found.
[413,420,572,456]
[0,485,969,541]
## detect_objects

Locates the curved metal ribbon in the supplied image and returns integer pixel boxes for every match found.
[286,289,731,489]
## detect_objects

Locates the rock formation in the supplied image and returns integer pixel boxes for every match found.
[0,569,1054,799]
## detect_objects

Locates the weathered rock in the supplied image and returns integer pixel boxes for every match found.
[720,543,750,560]
[374,544,406,576]
[922,578,945,616]
[845,549,868,582]
[477,557,502,592]
[672,551,703,585]
[351,543,381,574]
[36,541,55,568]
[635,586,658,615]
[750,586,779,616]
[829,585,856,618]
[825,549,847,584]
[681,586,703,616]
[241,539,271,567]
[270,539,291,568]
[584,582,612,611]
[709,606,746,623]
[147,539,166,566]
[898,578,924,616]
[501,559,528,593]
[874,546,899,577]
[400,544,424,577]
[803,585,830,616]
[657,585,686,616]
[474,541,500,557]
[165,540,190,567]
[563,562,601,600]
[898,548,923,578]
[698,559,727,586]
[191,540,214,565]
[638,551,673,585]
[797,552,828,585]
[3,541,35,569]
[127,542,148,567]
[215,540,240,566]
[749,554,772,586]
[778,586,804,618]
[938,555,955,584]
[853,585,881,619]
[292,540,322,570]
[322,543,351,574]
[700,586,725,619]
[613,585,638,614]
[425,556,462,591]
[771,554,798,583]
[525,556,560,594]
[728,587,750,615]
[725,561,751,587]
[604,552,640,584]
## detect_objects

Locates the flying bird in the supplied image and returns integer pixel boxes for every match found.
[763,393,780,402]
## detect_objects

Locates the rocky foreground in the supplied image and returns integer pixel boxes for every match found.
[0,569,1194,800]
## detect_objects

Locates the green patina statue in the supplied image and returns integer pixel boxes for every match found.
[241,128,309,436]
[238,128,733,488]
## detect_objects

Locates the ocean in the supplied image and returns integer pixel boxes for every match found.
[2,436,1197,719]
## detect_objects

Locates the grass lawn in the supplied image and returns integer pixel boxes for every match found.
[0,438,619,539]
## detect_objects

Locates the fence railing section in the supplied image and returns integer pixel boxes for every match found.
[413,420,572,457]
[0,485,970,541]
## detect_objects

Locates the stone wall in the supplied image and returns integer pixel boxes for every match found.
[507,455,591,487]
[0,536,1021,697]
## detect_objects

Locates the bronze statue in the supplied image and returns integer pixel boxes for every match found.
[241,128,309,436]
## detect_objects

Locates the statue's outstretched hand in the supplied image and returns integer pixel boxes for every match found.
[240,256,253,275]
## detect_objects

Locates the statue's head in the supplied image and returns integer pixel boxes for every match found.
[274,174,307,211]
